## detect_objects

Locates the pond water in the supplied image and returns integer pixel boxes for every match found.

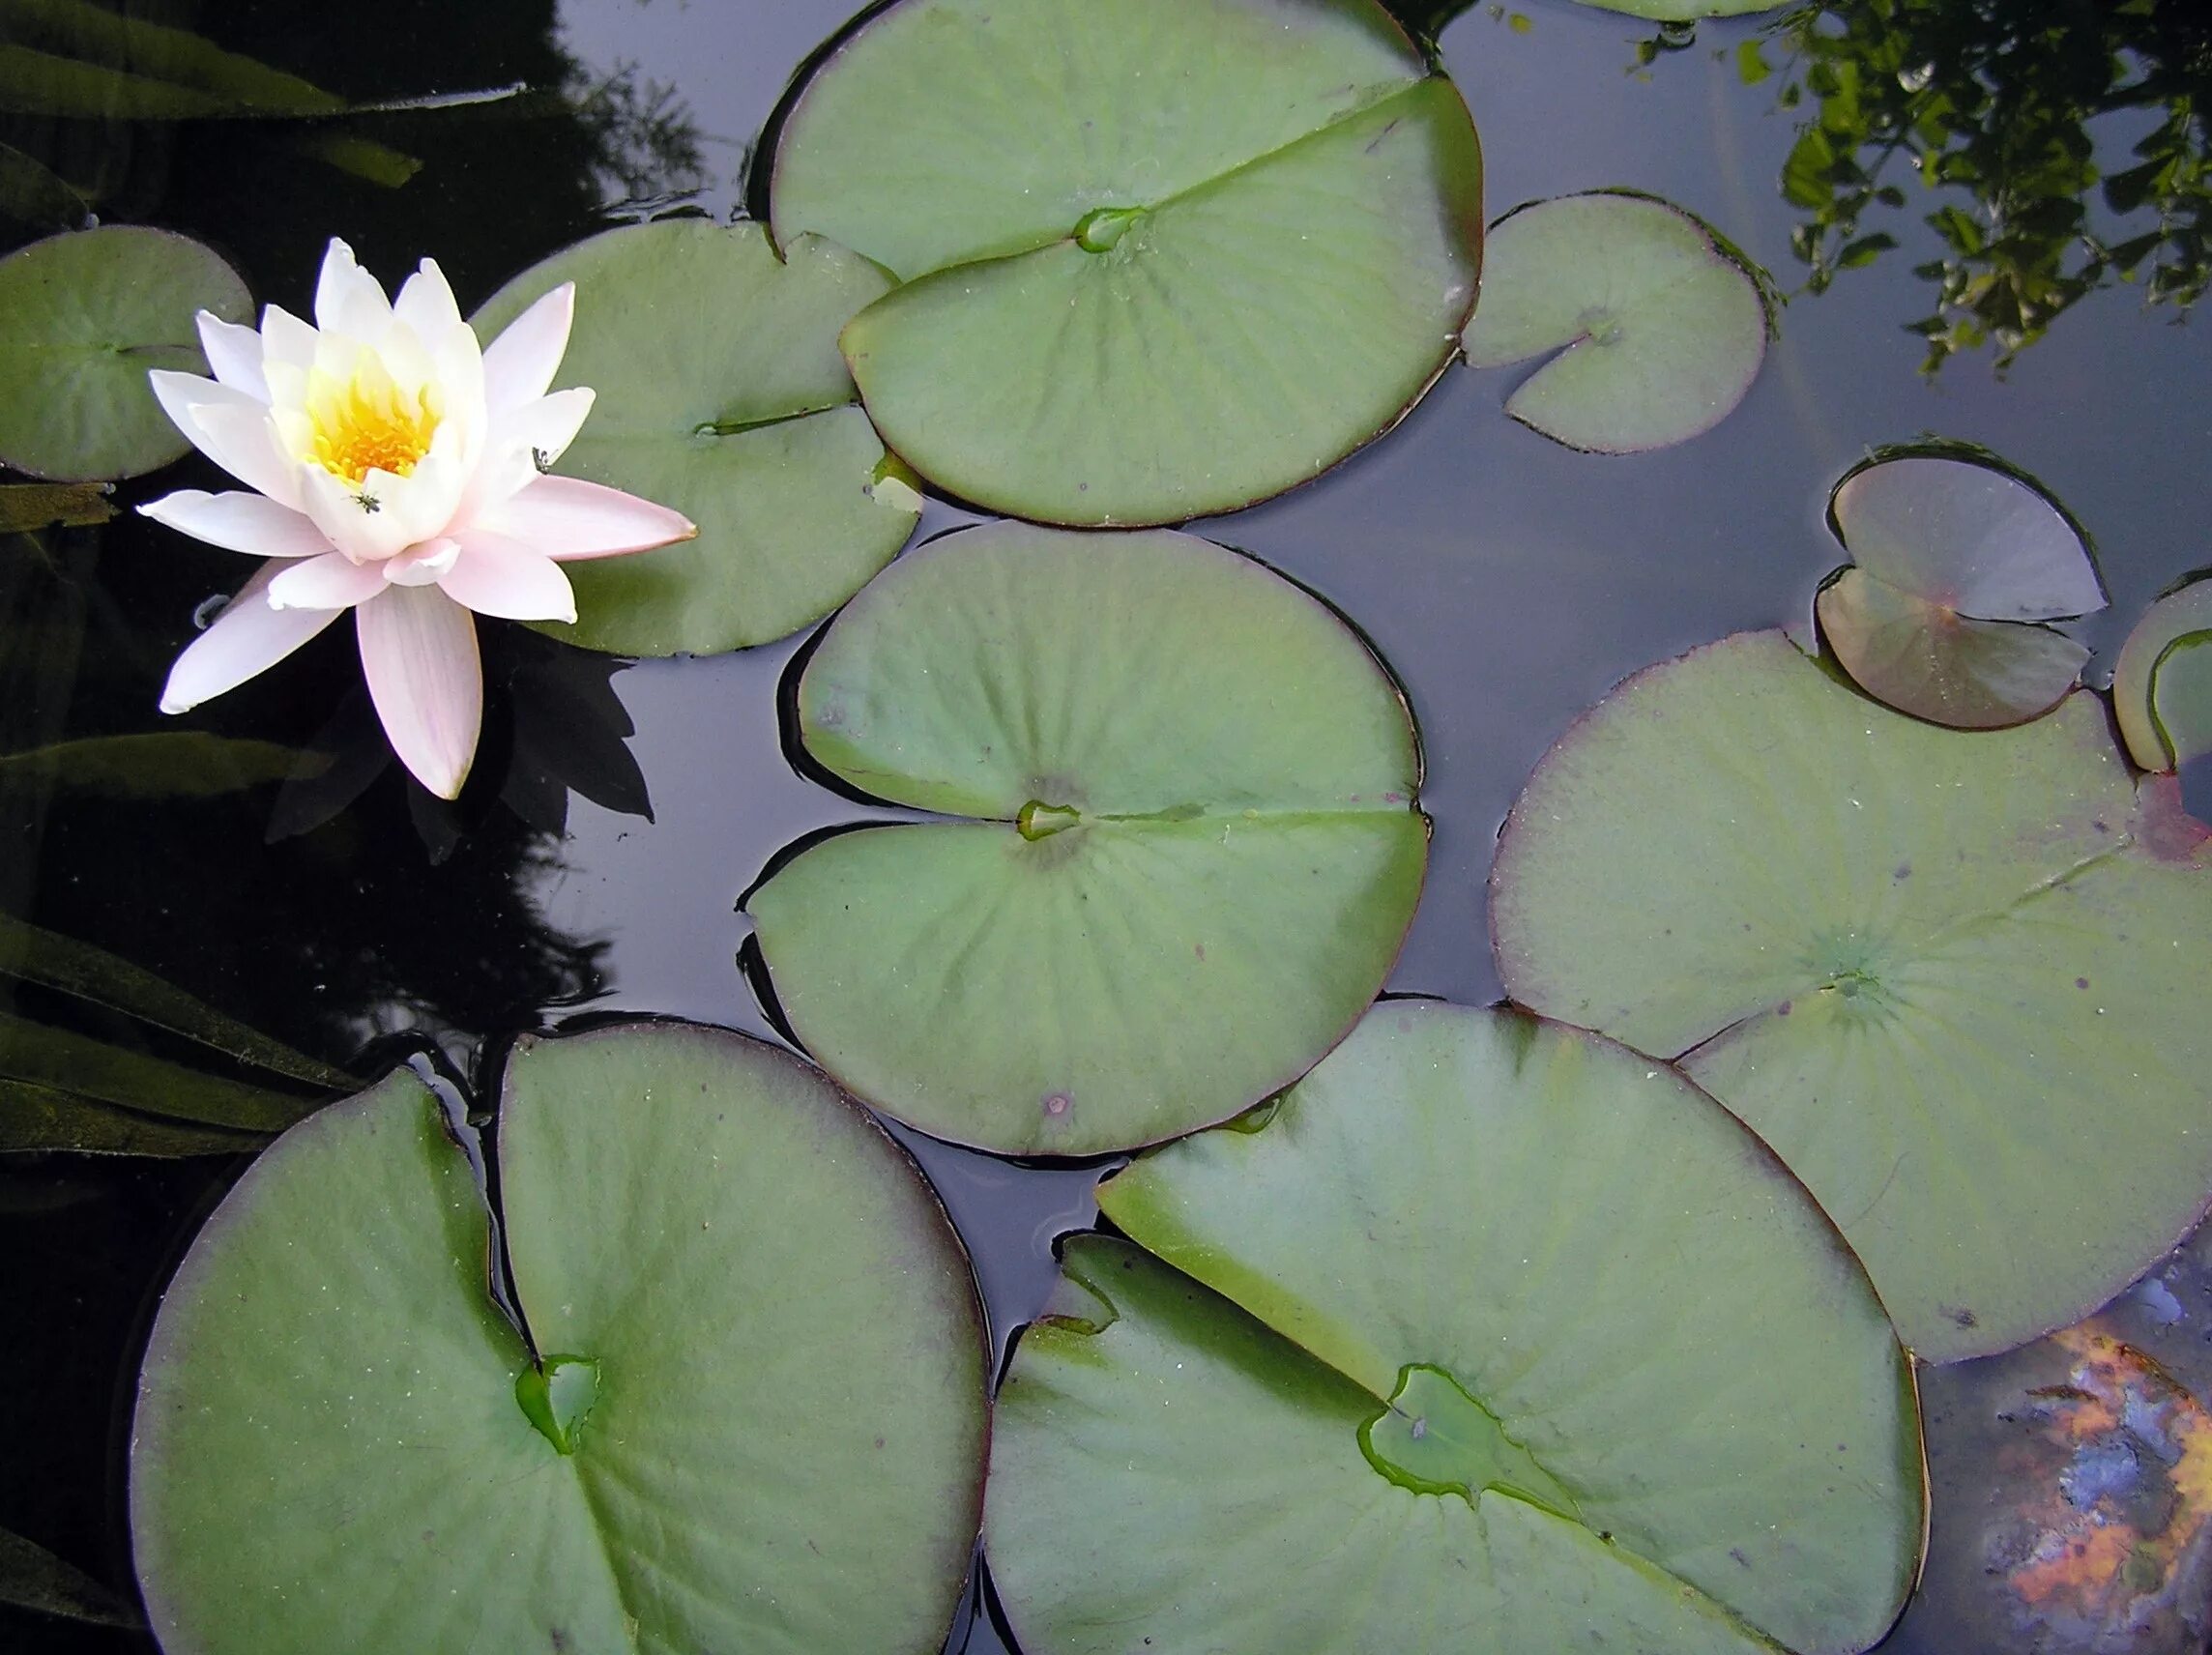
[4,0,2211,1651]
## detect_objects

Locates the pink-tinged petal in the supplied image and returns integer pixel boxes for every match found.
[160,561,343,714]
[151,383,305,510]
[258,304,318,370]
[491,388,595,473]
[313,238,393,340]
[393,258,462,340]
[480,282,573,413]
[442,529,578,622]
[138,490,329,559]
[384,537,461,588]
[267,551,389,611]
[194,313,269,403]
[356,585,481,799]
[475,476,696,562]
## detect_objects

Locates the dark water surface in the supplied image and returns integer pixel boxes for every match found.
[5,1,2210,1651]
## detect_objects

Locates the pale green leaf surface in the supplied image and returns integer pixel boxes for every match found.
[1091,1003,1919,1654]
[1492,631,2212,1359]
[0,226,249,480]
[471,221,917,655]
[748,524,1426,1154]
[771,0,1480,525]
[2113,577,2212,770]
[131,1030,987,1654]
[1462,191,1766,453]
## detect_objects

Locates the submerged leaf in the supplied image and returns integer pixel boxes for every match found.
[131,1027,987,1653]
[747,522,1426,1155]
[0,226,250,480]
[0,1524,143,1627]
[1492,631,2212,1362]
[1461,190,1769,453]
[472,220,917,655]
[990,1003,1922,1655]
[771,0,1482,525]
[0,1010,324,1134]
[0,1081,264,1157]
[0,910,352,1088]
[0,482,114,532]
[0,732,324,799]
[2114,576,2212,771]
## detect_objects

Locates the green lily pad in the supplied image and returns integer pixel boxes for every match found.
[1491,630,2212,1362]
[1460,191,1769,453]
[1816,451,2104,728]
[471,220,920,656]
[769,0,1482,527]
[2114,575,2212,771]
[131,1024,986,1652]
[0,226,249,480]
[988,1003,1923,1655]
[746,522,1427,1155]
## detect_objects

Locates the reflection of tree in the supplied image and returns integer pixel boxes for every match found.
[567,60,708,212]
[1763,0,2212,372]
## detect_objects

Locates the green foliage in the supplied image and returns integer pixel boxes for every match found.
[1770,0,2212,372]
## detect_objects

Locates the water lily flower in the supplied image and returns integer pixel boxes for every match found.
[140,238,695,798]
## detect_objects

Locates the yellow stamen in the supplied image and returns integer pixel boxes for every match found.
[305,352,442,484]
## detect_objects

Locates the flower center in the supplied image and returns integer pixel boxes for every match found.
[306,355,442,485]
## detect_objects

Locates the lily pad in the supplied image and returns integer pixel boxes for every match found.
[1491,630,2212,1362]
[0,226,250,480]
[131,1024,987,1652]
[1816,451,2104,728]
[987,1003,1923,1655]
[471,220,920,656]
[1570,0,1783,17]
[2114,575,2212,771]
[1460,191,1769,453]
[746,522,1427,1155]
[769,0,1483,527]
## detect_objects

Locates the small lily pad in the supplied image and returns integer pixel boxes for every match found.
[2114,575,2212,772]
[471,220,920,655]
[1460,191,1769,453]
[770,0,1482,526]
[746,522,1426,1155]
[0,226,250,480]
[1817,451,2105,728]
[1492,630,2212,1361]
[131,1024,986,1652]
[987,1003,1923,1654]
[1816,567,2089,729]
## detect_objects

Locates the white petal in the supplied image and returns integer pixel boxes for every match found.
[138,490,329,558]
[268,551,389,610]
[393,258,462,340]
[443,529,578,622]
[149,380,304,509]
[258,304,319,371]
[300,466,419,565]
[390,446,468,548]
[385,537,462,587]
[194,313,269,403]
[476,476,697,562]
[480,282,573,413]
[492,388,595,473]
[356,586,482,799]
[160,561,343,714]
[314,238,393,340]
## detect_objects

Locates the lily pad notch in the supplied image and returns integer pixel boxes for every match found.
[131,1021,988,1654]
[1815,446,2107,728]
[769,0,1485,526]
[2114,572,2212,772]
[1460,189,1774,453]
[746,520,1429,1156]
[987,1002,1925,1655]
